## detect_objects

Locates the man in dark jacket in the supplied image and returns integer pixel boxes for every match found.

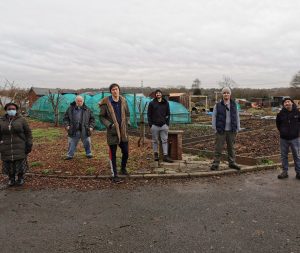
[147,89,173,163]
[99,83,130,183]
[276,97,300,179]
[211,87,241,171]
[63,95,95,159]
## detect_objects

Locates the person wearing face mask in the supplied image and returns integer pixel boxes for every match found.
[211,87,241,171]
[0,102,32,186]
[63,95,95,160]
[276,97,300,180]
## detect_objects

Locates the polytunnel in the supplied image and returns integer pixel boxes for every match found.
[29,93,191,128]
[29,94,76,123]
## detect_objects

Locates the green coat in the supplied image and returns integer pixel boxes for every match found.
[0,114,33,161]
[99,96,130,145]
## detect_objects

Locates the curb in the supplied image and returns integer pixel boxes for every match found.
[25,164,280,180]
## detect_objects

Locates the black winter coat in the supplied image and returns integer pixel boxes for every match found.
[0,114,33,161]
[63,102,95,137]
[276,104,300,140]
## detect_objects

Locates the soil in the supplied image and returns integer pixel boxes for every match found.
[193,128,280,157]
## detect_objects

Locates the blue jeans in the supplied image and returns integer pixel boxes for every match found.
[67,131,92,158]
[280,137,300,173]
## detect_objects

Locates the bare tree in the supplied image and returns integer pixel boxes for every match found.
[191,78,202,95]
[290,71,300,88]
[218,75,236,89]
[0,79,28,111]
[48,89,63,127]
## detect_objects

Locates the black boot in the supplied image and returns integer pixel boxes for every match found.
[16,173,25,186]
[112,176,123,183]
[120,168,129,175]
[210,164,219,171]
[278,171,288,179]
[163,155,173,163]
[229,163,241,170]
[8,174,15,187]
[154,152,159,161]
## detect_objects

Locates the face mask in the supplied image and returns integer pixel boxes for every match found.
[7,110,16,117]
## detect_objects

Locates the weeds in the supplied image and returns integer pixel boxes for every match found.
[31,161,43,167]
[85,167,96,175]
[32,128,62,141]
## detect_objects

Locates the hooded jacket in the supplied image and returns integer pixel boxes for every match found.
[276,103,300,140]
[99,95,130,145]
[63,102,95,137]
[0,114,32,161]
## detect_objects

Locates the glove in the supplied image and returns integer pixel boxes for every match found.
[25,143,32,154]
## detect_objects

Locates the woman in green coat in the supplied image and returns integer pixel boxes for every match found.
[0,103,32,186]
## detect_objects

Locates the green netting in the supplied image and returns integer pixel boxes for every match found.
[29,94,76,123]
[29,93,191,128]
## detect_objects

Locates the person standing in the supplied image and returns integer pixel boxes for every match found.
[63,95,95,159]
[0,102,32,186]
[211,87,241,170]
[147,89,173,163]
[99,83,130,183]
[276,97,300,179]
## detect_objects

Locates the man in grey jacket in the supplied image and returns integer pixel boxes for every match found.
[63,95,95,160]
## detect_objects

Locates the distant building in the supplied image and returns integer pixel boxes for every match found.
[169,93,190,110]
[28,87,78,107]
[250,98,271,108]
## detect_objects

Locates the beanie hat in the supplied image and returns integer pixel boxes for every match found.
[282,96,294,105]
[4,102,19,111]
[155,89,162,95]
[109,83,120,93]
[221,87,231,95]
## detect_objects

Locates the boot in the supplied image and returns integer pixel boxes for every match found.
[163,155,173,163]
[8,174,15,187]
[112,176,123,184]
[278,171,288,179]
[154,152,159,161]
[210,164,219,171]
[296,173,300,180]
[229,163,241,170]
[16,173,25,186]
[120,168,129,175]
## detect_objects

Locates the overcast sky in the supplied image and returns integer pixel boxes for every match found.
[0,0,299,89]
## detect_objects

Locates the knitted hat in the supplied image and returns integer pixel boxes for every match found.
[221,87,231,95]
[282,96,294,105]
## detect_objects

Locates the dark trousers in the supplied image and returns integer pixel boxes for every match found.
[109,142,129,177]
[212,131,237,165]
